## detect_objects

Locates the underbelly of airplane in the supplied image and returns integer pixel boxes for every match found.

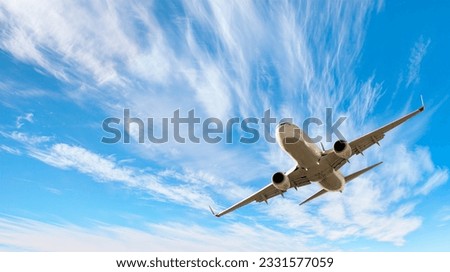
[318,169,345,192]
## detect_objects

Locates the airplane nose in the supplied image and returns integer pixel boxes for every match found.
[276,121,295,136]
[276,121,302,143]
[276,121,292,129]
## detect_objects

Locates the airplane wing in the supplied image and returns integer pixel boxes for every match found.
[325,104,425,170]
[210,167,310,217]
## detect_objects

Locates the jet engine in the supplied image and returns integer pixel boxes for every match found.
[272,172,290,191]
[333,139,352,159]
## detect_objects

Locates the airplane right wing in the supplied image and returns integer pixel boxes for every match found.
[325,103,425,170]
[210,167,310,217]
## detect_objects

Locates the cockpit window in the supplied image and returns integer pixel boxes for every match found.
[278,121,291,127]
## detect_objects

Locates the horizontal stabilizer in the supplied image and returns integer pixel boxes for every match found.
[299,189,327,206]
[299,162,382,206]
[345,162,383,183]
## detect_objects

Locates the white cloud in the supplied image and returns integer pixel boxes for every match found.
[358,204,421,246]
[159,167,255,203]
[45,187,62,195]
[438,206,450,222]
[29,144,136,183]
[0,0,135,85]
[0,131,51,145]
[28,143,216,211]
[0,83,54,108]
[0,144,21,155]
[416,169,449,195]
[0,215,311,251]
[0,0,380,167]
[406,37,431,87]
[16,113,34,128]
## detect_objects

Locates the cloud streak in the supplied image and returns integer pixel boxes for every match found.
[28,143,216,211]
[0,144,21,155]
[15,113,33,129]
[0,215,311,251]
[407,37,431,87]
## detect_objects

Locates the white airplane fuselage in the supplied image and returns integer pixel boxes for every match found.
[276,122,345,192]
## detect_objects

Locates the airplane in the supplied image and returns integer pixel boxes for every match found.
[210,98,425,217]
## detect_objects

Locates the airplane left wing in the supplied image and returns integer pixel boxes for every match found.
[210,168,310,217]
[325,103,425,170]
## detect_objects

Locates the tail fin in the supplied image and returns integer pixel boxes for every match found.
[299,162,383,206]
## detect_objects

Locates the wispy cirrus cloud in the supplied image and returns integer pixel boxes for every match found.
[0,144,21,155]
[416,169,449,196]
[0,215,311,251]
[406,37,431,87]
[0,131,52,145]
[438,206,450,223]
[15,113,33,129]
[28,143,216,211]
[0,0,133,85]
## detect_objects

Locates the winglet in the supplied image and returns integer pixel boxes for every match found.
[209,206,220,217]
[419,95,425,112]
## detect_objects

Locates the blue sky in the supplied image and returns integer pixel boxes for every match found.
[0,0,449,251]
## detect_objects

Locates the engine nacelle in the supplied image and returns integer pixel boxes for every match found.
[272,172,290,191]
[333,139,352,159]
